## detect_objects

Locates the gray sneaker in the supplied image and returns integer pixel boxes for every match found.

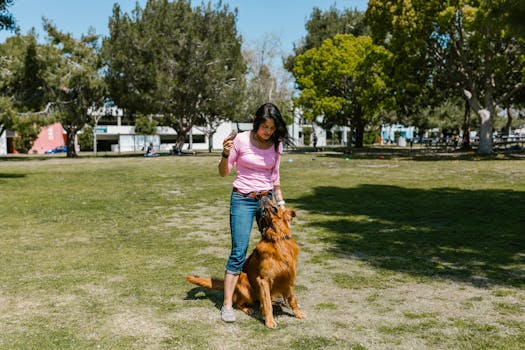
[221,305,236,323]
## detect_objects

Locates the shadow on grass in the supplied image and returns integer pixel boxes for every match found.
[0,156,56,162]
[320,148,525,161]
[291,185,525,287]
[185,287,296,325]
[185,287,223,309]
[0,173,26,178]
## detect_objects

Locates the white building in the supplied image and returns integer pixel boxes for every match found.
[0,108,352,155]
[0,130,7,154]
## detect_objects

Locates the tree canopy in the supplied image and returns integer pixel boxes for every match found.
[42,20,107,157]
[293,34,392,147]
[103,0,245,153]
[0,96,15,138]
[0,0,15,32]
[285,5,368,72]
[0,34,52,151]
[0,34,47,112]
[366,0,525,153]
[241,34,294,125]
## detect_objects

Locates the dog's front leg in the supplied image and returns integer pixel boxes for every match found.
[286,288,306,319]
[256,277,276,328]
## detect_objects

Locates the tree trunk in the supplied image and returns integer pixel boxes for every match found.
[174,135,185,155]
[504,108,512,136]
[354,126,364,148]
[461,98,471,150]
[353,115,364,148]
[464,89,494,154]
[346,127,353,153]
[170,117,193,155]
[208,133,213,153]
[477,109,493,154]
[66,127,77,158]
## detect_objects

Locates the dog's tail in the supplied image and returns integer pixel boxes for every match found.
[186,275,224,290]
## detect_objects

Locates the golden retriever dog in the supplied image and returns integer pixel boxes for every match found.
[186,196,306,328]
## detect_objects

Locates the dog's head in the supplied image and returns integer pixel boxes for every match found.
[256,196,296,241]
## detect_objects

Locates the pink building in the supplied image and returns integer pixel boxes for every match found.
[29,122,67,154]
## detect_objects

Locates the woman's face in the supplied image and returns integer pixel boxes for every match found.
[256,118,276,141]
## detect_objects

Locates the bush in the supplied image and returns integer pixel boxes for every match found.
[78,125,93,151]
[364,132,379,145]
[13,114,47,153]
[302,126,312,146]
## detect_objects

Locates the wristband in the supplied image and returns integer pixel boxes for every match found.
[221,151,229,159]
[276,200,285,206]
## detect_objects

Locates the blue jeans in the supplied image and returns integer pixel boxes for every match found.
[225,190,273,274]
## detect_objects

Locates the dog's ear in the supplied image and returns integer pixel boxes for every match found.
[285,209,296,223]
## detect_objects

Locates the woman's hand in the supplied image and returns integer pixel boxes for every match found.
[222,131,237,157]
[219,131,237,177]
[276,198,285,210]
[274,183,285,210]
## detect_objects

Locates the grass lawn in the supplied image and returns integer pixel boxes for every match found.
[1,151,524,349]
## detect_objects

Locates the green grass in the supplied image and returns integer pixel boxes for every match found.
[1,152,524,349]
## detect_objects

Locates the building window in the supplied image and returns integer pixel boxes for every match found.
[48,127,54,140]
[185,134,205,143]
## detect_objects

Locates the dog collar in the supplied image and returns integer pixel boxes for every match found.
[261,229,291,241]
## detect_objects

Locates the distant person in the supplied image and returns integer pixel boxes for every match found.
[453,134,459,149]
[145,143,158,157]
[313,133,318,152]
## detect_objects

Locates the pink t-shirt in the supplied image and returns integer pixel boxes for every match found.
[227,131,282,193]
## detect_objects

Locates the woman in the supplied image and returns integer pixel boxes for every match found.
[218,102,292,323]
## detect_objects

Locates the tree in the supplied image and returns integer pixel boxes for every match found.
[12,113,46,153]
[134,113,158,151]
[190,1,246,152]
[284,6,372,145]
[241,33,294,125]
[0,33,53,151]
[292,34,392,148]
[103,0,245,153]
[134,114,158,136]
[77,124,93,152]
[0,96,15,137]
[42,20,106,158]
[0,28,105,156]
[366,0,525,154]
[102,2,155,118]
[494,0,525,38]
[285,6,368,72]
[0,0,15,32]
[10,36,47,111]
[428,97,471,134]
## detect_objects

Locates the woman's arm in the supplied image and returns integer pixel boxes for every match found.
[218,154,229,177]
[218,132,236,177]
[273,142,285,209]
[273,182,285,209]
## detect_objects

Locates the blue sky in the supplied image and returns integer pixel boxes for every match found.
[0,0,368,54]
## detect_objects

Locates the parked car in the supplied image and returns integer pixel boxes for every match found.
[45,146,67,154]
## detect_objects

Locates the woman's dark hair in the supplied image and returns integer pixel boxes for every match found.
[252,102,293,151]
